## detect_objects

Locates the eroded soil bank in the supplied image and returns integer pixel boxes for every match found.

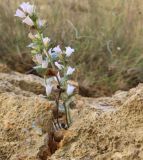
[0,64,143,160]
[50,84,143,160]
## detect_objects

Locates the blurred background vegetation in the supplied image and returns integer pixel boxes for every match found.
[0,0,143,97]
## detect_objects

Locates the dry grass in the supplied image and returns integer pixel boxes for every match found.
[0,0,143,96]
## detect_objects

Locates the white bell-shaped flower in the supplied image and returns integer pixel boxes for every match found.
[23,16,34,26]
[37,19,45,28]
[55,62,64,70]
[43,37,50,47]
[15,9,26,18]
[67,84,75,96]
[48,48,58,59]
[20,2,29,12]
[42,59,48,68]
[66,66,75,75]
[45,84,53,96]
[35,54,43,64]
[65,46,75,57]
[20,2,34,15]
[53,45,62,54]
[26,5,34,15]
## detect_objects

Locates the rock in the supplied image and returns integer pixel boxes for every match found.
[0,63,11,73]
[50,84,143,160]
[0,52,34,74]
[0,92,54,160]
[0,72,45,95]
[0,71,57,159]
[53,130,66,143]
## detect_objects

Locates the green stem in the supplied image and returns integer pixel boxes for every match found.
[37,29,62,129]
[34,26,72,129]
[67,104,72,124]
[63,102,70,128]
[55,91,62,129]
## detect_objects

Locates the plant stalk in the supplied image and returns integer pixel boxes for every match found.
[63,102,70,128]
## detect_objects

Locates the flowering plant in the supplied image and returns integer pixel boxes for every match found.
[15,2,76,129]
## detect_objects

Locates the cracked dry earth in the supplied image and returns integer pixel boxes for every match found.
[0,64,143,160]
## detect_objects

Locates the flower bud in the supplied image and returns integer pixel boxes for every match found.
[35,54,43,64]
[55,62,64,70]
[45,84,53,96]
[42,59,48,68]
[65,47,75,57]
[28,32,35,40]
[66,66,75,75]
[43,37,50,47]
